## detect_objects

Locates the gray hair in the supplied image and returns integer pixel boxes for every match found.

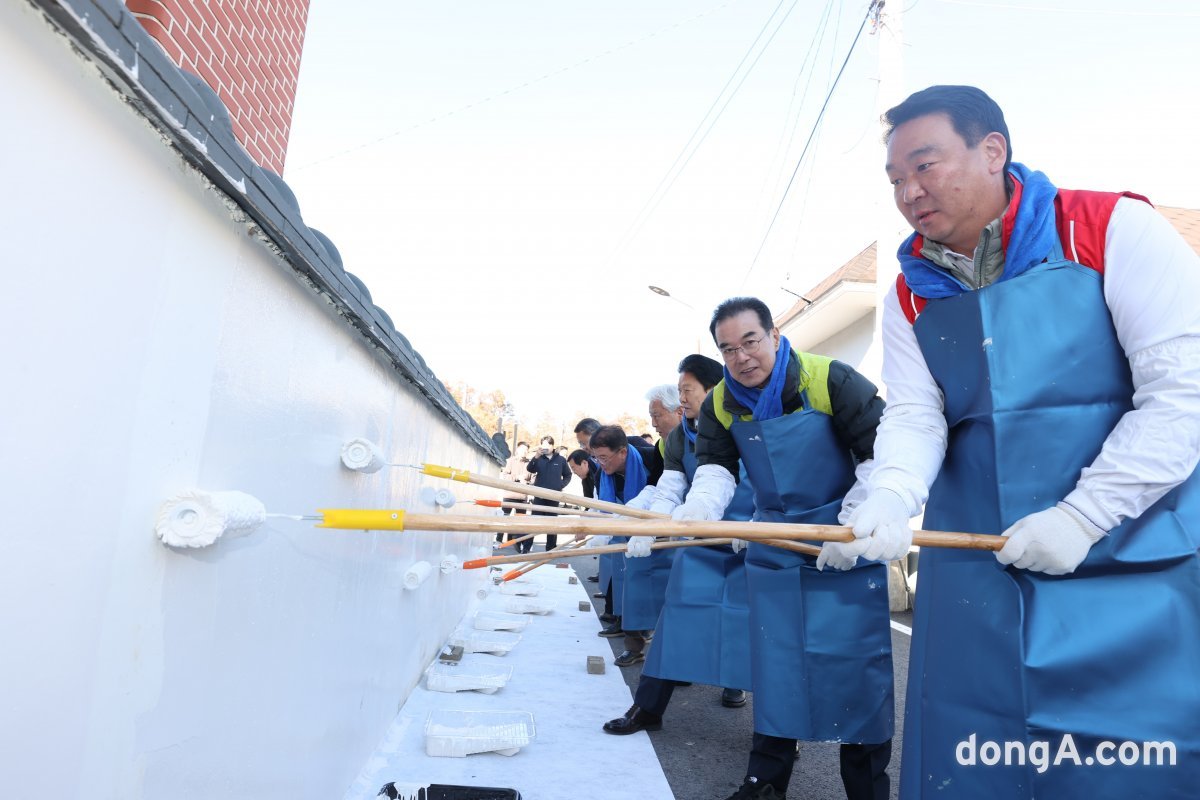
[645,384,681,412]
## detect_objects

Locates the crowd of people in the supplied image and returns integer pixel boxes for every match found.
[496,85,1200,800]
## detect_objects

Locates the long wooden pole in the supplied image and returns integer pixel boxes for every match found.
[420,463,659,518]
[495,531,539,550]
[378,512,1004,552]
[420,463,822,555]
[477,500,611,518]
[469,537,737,569]
[502,536,593,579]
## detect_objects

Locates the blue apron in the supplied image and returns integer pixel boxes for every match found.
[621,540,675,630]
[901,257,1200,799]
[643,445,757,689]
[733,402,894,743]
[597,448,666,626]
[600,538,626,615]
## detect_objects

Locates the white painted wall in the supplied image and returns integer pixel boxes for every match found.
[1,4,496,797]
[801,311,877,384]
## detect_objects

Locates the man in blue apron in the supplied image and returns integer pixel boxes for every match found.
[854,85,1200,798]
[589,424,666,667]
[603,355,754,736]
[675,297,898,800]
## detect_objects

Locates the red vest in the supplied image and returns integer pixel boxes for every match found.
[895,188,1150,324]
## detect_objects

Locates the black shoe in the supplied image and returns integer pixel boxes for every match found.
[721,688,747,708]
[598,622,625,638]
[587,575,599,582]
[602,704,662,735]
[723,778,783,800]
[614,649,645,667]
[599,613,618,624]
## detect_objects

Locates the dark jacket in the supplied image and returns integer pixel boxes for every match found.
[527,452,572,493]
[695,353,884,478]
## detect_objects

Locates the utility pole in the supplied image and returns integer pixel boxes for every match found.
[864,0,914,613]
[861,0,905,389]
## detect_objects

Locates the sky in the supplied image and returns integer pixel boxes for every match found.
[283,0,1200,427]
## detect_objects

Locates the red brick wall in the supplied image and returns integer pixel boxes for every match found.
[126,0,311,174]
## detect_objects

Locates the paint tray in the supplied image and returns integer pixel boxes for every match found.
[502,596,555,615]
[472,610,533,632]
[424,709,536,758]
[425,660,514,694]
[446,629,521,656]
[497,579,542,596]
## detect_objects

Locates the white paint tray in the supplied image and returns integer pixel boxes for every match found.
[424,709,536,758]
[473,610,533,632]
[497,579,542,596]
[501,597,555,615]
[425,659,514,694]
[446,629,522,655]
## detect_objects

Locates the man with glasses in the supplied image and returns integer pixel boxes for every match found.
[674,297,897,800]
[590,424,665,667]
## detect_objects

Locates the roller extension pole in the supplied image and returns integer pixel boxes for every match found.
[316,510,1004,552]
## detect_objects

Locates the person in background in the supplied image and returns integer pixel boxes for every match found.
[604,356,752,740]
[568,448,598,499]
[498,440,530,545]
[525,435,572,551]
[647,385,684,457]
[589,424,664,666]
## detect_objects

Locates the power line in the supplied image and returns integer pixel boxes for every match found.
[291,1,746,172]
[739,0,877,288]
[604,0,802,268]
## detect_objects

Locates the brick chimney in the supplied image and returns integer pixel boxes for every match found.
[126,1,311,174]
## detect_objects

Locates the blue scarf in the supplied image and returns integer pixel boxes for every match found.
[597,441,649,504]
[898,163,1059,299]
[681,417,697,446]
[722,335,793,422]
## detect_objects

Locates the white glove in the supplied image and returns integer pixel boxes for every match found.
[649,470,688,516]
[586,535,612,548]
[839,459,875,525]
[624,484,658,512]
[671,465,737,522]
[816,539,869,571]
[996,503,1106,575]
[730,539,748,553]
[847,488,913,562]
[625,537,653,558]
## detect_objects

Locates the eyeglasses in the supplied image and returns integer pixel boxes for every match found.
[718,337,766,360]
[592,449,621,465]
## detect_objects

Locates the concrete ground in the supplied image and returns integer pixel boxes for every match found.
[570,549,910,800]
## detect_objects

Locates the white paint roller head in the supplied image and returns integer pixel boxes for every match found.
[440,554,461,574]
[155,490,266,548]
[340,438,386,473]
[404,560,433,590]
[433,489,456,508]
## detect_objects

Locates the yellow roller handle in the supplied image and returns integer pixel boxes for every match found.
[317,509,407,531]
[421,463,471,482]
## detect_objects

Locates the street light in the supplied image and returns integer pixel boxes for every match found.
[647,285,696,310]
[649,285,708,353]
